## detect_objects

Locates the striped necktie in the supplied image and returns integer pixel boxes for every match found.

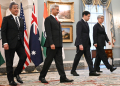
[15,17,19,28]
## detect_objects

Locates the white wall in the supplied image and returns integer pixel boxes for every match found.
[111,0,120,59]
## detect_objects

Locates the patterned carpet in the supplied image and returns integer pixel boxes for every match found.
[0,67,120,86]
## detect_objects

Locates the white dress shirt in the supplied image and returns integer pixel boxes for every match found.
[82,18,87,22]
[11,14,20,27]
[51,14,56,18]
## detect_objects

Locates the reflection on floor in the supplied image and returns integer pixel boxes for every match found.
[0,65,120,86]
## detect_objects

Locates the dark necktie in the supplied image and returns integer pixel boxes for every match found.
[15,17,20,40]
[15,17,19,28]
[85,22,89,27]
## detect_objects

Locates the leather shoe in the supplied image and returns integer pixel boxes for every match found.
[60,77,74,83]
[110,67,117,72]
[89,72,100,76]
[39,77,48,83]
[96,70,103,73]
[9,81,17,85]
[71,71,79,76]
[15,75,23,83]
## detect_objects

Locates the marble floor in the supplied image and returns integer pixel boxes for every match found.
[0,66,120,86]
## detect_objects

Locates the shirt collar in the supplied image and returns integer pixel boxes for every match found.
[82,18,87,22]
[98,22,103,27]
[11,14,18,19]
[51,14,56,18]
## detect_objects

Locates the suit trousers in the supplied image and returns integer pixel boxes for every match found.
[94,47,112,70]
[5,40,27,82]
[40,47,66,78]
[94,53,101,71]
[71,45,95,73]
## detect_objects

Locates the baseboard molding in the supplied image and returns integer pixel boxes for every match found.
[0,61,84,74]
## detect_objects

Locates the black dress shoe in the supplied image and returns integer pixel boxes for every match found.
[89,72,100,76]
[96,70,103,73]
[39,78,48,83]
[15,75,23,83]
[60,78,74,83]
[71,71,79,76]
[9,81,17,85]
[110,67,117,72]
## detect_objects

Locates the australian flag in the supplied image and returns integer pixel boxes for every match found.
[29,3,43,67]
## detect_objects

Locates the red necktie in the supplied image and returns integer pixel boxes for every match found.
[55,17,59,23]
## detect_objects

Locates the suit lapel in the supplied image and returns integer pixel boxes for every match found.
[97,23,105,31]
[81,19,89,31]
[50,15,60,26]
[10,15,19,30]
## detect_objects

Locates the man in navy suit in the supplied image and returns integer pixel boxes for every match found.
[71,11,100,76]
[93,15,117,73]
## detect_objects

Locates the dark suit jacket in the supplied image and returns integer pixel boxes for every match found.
[75,19,91,47]
[1,15,24,48]
[44,15,62,47]
[93,23,109,47]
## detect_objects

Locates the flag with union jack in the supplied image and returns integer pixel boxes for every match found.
[29,3,43,67]
[20,3,31,69]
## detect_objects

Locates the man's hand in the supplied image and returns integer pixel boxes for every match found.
[94,44,97,47]
[79,45,83,51]
[108,42,111,45]
[51,44,55,50]
[4,44,9,50]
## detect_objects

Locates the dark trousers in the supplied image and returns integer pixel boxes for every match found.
[94,53,101,71]
[71,46,95,73]
[94,47,112,71]
[40,47,66,78]
[5,40,27,82]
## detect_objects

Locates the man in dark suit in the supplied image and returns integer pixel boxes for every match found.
[93,15,117,72]
[1,2,27,85]
[71,11,100,76]
[39,4,73,83]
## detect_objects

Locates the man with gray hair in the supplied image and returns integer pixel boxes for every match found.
[39,4,73,83]
[1,2,27,85]
[93,15,117,73]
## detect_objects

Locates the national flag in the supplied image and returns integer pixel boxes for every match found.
[41,2,48,57]
[29,3,43,67]
[20,3,31,69]
[0,5,5,66]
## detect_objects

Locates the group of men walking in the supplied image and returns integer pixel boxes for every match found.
[1,2,116,85]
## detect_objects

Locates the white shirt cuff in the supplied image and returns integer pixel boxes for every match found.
[94,44,97,45]
[3,43,8,45]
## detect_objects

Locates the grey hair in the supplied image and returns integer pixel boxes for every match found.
[9,2,19,9]
[50,4,59,12]
[97,15,104,19]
